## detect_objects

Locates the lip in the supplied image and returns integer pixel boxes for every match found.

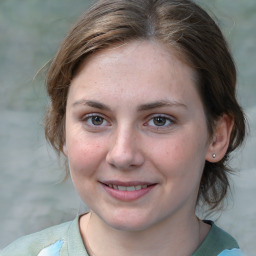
[100,180,157,202]
[101,180,153,186]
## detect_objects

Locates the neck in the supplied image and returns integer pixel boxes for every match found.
[80,211,210,256]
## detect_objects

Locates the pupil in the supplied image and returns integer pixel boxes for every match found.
[92,116,103,125]
[153,117,166,126]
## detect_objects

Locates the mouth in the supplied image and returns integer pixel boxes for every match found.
[105,184,149,191]
[100,181,156,201]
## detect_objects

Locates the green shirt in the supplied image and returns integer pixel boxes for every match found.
[1,217,243,256]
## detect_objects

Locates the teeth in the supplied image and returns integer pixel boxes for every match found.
[118,186,127,191]
[107,184,148,191]
[127,186,135,191]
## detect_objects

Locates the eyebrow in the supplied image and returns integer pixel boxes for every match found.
[72,99,187,111]
[72,100,111,111]
[137,100,187,111]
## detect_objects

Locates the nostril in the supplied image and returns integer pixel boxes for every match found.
[106,147,144,169]
[106,131,145,169]
[106,151,133,168]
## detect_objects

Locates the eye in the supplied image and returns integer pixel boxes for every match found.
[146,115,174,128]
[90,116,104,125]
[152,116,169,126]
[83,114,109,127]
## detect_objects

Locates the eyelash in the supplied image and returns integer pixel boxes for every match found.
[144,114,175,129]
[81,113,175,130]
[82,114,110,128]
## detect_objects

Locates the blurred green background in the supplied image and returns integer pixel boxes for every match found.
[0,0,255,255]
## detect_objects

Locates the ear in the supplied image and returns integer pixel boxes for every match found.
[206,114,234,162]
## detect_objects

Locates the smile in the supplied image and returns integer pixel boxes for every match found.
[101,182,156,201]
[106,184,148,191]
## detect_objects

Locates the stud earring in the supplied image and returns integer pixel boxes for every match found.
[212,153,216,158]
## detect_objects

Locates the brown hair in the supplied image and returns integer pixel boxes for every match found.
[45,0,246,211]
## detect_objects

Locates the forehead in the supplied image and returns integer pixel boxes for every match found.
[69,40,201,108]
[74,39,195,81]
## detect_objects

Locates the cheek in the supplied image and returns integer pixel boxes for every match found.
[149,131,207,180]
[67,135,106,178]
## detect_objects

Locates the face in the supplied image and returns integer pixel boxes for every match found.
[64,40,212,232]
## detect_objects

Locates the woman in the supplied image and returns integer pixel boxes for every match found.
[2,0,247,255]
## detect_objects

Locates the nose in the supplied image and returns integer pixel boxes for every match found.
[106,127,145,170]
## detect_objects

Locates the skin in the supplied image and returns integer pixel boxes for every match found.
[64,40,233,256]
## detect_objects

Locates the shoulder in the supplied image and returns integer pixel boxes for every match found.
[193,221,242,256]
[1,219,74,256]
[207,221,239,248]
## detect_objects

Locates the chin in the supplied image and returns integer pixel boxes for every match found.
[99,210,158,232]
[108,220,151,232]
